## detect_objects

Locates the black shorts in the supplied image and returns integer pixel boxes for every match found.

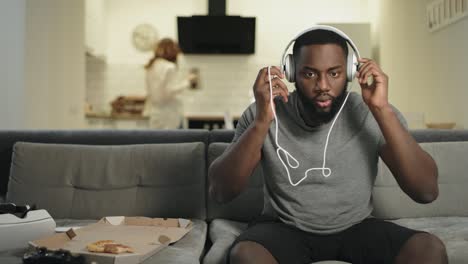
[229,217,424,264]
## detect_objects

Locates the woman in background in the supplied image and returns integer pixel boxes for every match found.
[145,38,197,129]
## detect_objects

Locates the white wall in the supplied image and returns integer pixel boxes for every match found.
[24,0,85,129]
[85,0,106,57]
[105,0,206,64]
[86,0,372,118]
[0,0,26,129]
[104,0,370,64]
[0,0,85,129]
[377,0,468,128]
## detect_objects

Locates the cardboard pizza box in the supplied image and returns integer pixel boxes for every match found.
[29,216,193,264]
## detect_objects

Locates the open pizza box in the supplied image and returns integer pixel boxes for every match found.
[29,216,193,264]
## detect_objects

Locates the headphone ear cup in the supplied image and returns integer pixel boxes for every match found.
[284,54,295,82]
[347,53,358,82]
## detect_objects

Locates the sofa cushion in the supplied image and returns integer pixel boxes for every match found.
[0,129,210,198]
[6,142,206,219]
[203,219,247,264]
[206,143,264,222]
[0,218,207,264]
[373,142,468,219]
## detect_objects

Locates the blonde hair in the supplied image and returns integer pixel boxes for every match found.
[145,38,181,70]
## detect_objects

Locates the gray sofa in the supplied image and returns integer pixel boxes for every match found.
[0,129,467,264]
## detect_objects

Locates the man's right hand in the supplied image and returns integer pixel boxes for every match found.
[209,66,287,203]
[253,66,289,124]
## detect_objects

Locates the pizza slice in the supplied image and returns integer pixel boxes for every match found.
[87,240,134,254]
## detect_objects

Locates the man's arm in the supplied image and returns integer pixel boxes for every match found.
[374,106,438,204]
[357,58,438,204]
[208,66,289,203]
[208,121,269,203]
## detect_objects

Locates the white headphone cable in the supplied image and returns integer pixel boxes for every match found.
[267,66,353,186]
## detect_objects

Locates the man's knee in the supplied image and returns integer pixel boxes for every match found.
[398,233,448,263]
[230,241,277,264]
[414,233,447,256]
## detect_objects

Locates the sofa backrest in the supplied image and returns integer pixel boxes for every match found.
[2,130,210,220]
[207,129,468,220]
[7,141,207,220]
[0,129,209,197]
[372,129,468,218]
[373,141,468,218]
[3,129,468,221]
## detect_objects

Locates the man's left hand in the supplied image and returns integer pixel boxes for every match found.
[356,58,389,110]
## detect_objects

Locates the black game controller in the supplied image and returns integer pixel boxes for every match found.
[0,203,36,218]
[23,247,85,264]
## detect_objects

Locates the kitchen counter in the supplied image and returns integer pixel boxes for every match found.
[85,112,149,129]
[85,112,149,120]
[85,112,240,130]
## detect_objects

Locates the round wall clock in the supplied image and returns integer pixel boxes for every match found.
[131,24,158,52]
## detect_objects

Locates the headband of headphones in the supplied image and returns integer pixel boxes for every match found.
[280,25,361,82]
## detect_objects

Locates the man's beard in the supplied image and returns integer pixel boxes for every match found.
[296,83,348,125]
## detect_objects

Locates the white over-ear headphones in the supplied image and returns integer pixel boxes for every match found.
[281,25,361,83]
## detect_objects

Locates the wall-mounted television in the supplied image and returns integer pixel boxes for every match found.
[177,15,255,54]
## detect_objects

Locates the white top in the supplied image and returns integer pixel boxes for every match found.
[145,58,190,129]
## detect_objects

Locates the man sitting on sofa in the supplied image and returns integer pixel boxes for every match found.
[208,27,448,264]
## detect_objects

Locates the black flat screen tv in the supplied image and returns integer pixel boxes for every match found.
[177,15,255,54]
